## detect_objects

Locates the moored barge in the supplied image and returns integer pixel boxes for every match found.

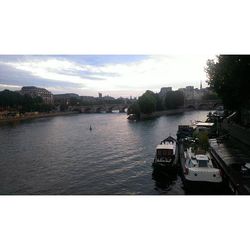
[179,139,223,192]
[152,136,179,175]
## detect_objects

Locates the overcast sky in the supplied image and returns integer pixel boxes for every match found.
[0,55,215,98]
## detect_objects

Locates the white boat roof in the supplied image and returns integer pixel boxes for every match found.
[196,122,214,127]
[196,154,209,161]
[156,144,175,150]
[245,163,250,169]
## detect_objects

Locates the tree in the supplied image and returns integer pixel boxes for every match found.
[193,131,209,152]
[165,91,184,110]
[154,93,164,111]
[138,90,157,114]
[0,90,54,112]
[127,102,140,117]
[0,89,22,108]
[206,55,250,112]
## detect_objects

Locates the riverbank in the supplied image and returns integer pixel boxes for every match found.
[139,108,185,120]
[0,111,79,124]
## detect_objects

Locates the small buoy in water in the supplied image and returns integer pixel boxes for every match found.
[89,125,92,131]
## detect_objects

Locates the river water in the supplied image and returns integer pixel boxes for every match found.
[0,111,212,195]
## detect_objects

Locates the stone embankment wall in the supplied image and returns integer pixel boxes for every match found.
[0,111,78,124]
[222,120,250,147]
[140,108,185,120]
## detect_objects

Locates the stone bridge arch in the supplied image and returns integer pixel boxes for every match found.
[198,103,210,110]
[212,103,222,109]
[119,106,128,113]
[83,107,92,113]
[104,106,115,113]
[186,105,196,110]
[95,106,105,113]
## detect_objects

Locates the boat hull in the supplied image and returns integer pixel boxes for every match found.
[182,177,224,194]
[152,161,178,176]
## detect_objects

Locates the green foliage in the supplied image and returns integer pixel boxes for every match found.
[0,90,22,108]
[127,102,140,116]
[193,131,209,151]
[0,90,53,112]
[165,90,184,109]
[155,93,164,111]
[138,90,157,114]
[127,89,185,117]
[206,55,250,111]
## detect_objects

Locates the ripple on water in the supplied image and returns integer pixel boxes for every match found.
[0,111,211,194]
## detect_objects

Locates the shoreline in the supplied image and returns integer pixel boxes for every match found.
[139,108,186,120]
[0,111,79,124]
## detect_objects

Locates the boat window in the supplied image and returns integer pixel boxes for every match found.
[189,159,194,167]
[164,149,173,156]
[198,160,208,167]
[157,149,173,157]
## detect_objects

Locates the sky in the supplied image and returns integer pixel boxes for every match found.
[0,55,216,98]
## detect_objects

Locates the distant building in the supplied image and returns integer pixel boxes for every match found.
[159,87,172,99]
[102,95,115,101]
[54,93,80,101]
[178,86,195,100]
[178,85,214,101]
[20,86,53,104]
[98,93,102,98]
[80,96,96,103]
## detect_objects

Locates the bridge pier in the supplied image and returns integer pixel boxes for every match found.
[184,100,222,110]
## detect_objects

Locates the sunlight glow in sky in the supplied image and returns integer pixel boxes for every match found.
[0,55,215,97]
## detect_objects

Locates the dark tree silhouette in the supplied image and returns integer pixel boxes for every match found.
[165,91,184,110]
[127,102,140,116]
[206,55,250,111]
[138,90,157,114]
[0,90,53,112]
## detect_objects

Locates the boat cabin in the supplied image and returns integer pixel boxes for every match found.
[186,151,210,168]
[195,155,209,167]
[156,144,175,160]
[194,122,215,135]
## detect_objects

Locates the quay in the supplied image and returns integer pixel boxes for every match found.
[176,118,250,195]
[0,111,79,124]
[209,138,250,194]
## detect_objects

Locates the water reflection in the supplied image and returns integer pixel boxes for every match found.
[0,111,211,194]
[152,168,174,191]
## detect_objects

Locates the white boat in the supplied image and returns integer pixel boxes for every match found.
[152,136,178,174]
[182,147,222,189]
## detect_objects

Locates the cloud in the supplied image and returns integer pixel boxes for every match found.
[0,83,21,90]
[0,55,215,97]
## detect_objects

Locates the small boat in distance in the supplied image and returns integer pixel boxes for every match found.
[89,125,92,131]
[152,136,178,175]
[127,114,137,121]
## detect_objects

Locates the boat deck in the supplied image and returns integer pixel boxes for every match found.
[209,138,250,194]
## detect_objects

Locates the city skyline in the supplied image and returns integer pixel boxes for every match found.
[0,55,215,98]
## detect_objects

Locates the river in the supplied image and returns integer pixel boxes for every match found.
[0,111,214,194]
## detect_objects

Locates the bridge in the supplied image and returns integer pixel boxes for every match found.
[70,104,129,113]
[70,99,221,113]
[184,99,222,110]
